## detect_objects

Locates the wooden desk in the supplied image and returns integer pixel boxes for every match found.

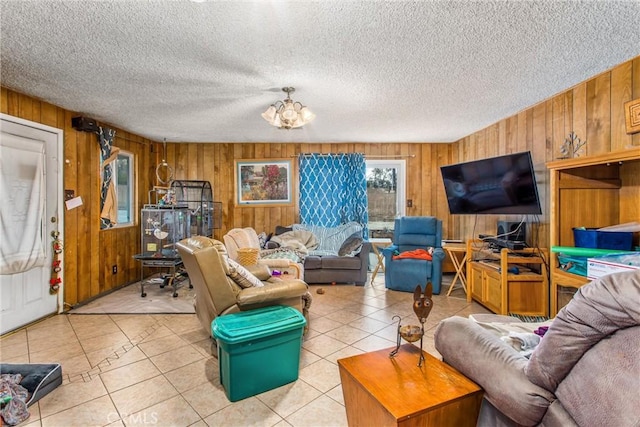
[338,344,483,427]
[443,243,468,298]
[369,238,392,284]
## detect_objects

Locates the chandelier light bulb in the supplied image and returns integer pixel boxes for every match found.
[262,87,315,129]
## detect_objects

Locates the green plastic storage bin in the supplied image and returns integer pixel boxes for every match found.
[211,305,306,401]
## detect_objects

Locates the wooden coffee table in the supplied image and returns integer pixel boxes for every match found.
[338,344,483,427]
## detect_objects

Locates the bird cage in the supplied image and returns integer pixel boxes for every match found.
[141,205,190,257]
[170,180,221,237]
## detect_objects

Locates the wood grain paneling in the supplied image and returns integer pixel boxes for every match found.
[1,88,156,307]
[2,55,637,306]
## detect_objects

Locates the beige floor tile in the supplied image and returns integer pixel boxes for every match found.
[298,359,341,393]
[110,375,178,417]
[181,380,231,418]
[26,315,72,332]
[12,272,491,427]
[323,325,371,345]
[137,333,189,357]
[203,397,282,427]
[0,328,27,346]
[47,353,92,377]
[257,380,322,418]
[325,384,345,405]
[40,395,119,427]
[38,375,108,418]
[339,303,382,316]
[124,395,201,426]
[163,315,203,335]
[27,339,84,362]
[323,346,364,365]
[18,419,42,427]
[100,358,162,392]
[191,337,217,358]
[0,354,31,363]
[286,394,348,427]
[351,334,396,353]
[150,343,204,373]
[164,358,218,393]
[71,321,122,341]
[0,338,29,360]
[88,343,146,371]
[179,327,211,344]
[302,334,347,358]
[346,315,388,333]
[323,310,363,325]
[26,328,79,354]
[307,317,343,334]
[80,329,131,354]
[298,348,321,369]
[136,324,177,344]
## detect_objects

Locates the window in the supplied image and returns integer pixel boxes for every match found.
[115,151,134,226]
[366,159,406,238]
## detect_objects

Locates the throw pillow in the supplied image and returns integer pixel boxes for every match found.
[338,233,364,256]
[226,258,264,288]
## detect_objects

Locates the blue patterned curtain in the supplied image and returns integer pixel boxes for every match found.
[98,127,118,229]
[298,153,368,235]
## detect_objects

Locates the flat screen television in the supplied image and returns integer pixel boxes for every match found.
[440,151,542,215]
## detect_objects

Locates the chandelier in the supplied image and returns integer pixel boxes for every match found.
[261,87,315,129]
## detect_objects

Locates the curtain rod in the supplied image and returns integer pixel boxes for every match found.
[292,153,415,158]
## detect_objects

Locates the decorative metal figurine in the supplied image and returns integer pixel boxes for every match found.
[559,132,587,159]
[389,283,434,367]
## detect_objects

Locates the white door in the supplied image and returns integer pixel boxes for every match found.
[0,114,63,334]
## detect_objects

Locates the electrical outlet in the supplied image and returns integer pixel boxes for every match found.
[112,265,117,274]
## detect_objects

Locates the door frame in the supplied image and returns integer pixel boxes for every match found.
[1,113,65,314]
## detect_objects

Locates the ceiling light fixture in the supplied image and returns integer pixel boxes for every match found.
[261,87,315,129]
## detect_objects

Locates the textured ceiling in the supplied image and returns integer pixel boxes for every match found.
[1,1,639,144]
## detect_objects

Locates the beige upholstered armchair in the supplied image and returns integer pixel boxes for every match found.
[223,227,303,279]
[176,236,311,336]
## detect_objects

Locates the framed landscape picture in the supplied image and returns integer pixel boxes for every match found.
[234,159,293,206]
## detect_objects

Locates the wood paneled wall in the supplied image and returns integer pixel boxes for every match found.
[155,142,455,239]
[1,87,155,306]
[2,55,638,307]
[452,56,640,249]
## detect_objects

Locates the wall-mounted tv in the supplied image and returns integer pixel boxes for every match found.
[440,151,542,215]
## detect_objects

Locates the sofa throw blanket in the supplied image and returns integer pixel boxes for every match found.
[270,230,318,254]
[260,247,306,264]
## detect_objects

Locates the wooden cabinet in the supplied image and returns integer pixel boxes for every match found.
[547,149,640,316]
[466,240,549,316]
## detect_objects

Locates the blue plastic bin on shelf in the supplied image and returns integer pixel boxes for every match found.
[573,228,633,251]
[211,305,306,402]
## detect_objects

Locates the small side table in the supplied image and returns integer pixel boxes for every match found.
[338,344,483,427]
[443,243,468,297]
[369,238,392,284]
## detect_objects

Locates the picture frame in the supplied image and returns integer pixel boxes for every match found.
[624,98,640,135]
[234,159,294,206]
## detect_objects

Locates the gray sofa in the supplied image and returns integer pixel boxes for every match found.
[270,223,371,286]
[434,271,640,427]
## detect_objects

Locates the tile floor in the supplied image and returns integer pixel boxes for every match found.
[0,274,491,427]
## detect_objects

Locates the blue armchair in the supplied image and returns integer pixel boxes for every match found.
[382,216,445,294]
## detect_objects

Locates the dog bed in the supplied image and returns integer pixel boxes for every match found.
[0,363,62,406]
